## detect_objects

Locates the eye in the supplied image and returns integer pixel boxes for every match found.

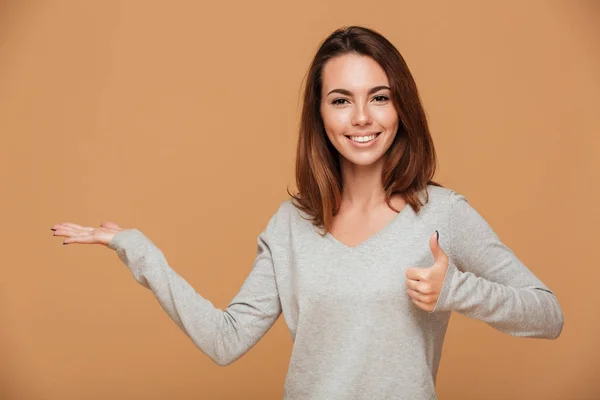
[373,95,389,102]
[332,98,349,105]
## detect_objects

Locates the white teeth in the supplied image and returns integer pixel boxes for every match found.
[350,134,377,143]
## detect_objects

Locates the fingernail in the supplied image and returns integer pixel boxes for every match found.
[435,230,439,241]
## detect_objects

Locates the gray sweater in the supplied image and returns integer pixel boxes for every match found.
[108,185,564,400]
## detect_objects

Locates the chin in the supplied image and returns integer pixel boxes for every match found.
[340,152,386,167]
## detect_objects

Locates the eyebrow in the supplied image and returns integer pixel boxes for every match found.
[326,85,391,96]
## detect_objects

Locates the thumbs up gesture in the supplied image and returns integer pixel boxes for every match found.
[405,231,449,312]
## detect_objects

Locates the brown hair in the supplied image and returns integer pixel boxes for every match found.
[287,25,442,234]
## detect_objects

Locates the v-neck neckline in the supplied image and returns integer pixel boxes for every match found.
[324,202,413,252]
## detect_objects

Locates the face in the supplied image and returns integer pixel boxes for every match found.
[320,53,399,168]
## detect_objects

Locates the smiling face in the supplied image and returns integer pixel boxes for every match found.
[320,53,399,168]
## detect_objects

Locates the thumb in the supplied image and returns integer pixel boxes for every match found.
[429,230,446,264]
[100,221,123,230]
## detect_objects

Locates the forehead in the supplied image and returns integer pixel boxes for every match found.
[321,53,389,92]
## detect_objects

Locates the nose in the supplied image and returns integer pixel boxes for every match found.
[351,104,372,126]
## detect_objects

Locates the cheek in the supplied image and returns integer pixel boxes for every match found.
[374,107,399,129]
[322,110,351,135]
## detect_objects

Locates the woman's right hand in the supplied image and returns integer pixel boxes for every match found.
[51,221,126,246]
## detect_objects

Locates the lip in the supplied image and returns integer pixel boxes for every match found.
[345,131,381,137]
[345,132,381,148]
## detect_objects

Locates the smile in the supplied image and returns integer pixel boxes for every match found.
[345,132,381,146]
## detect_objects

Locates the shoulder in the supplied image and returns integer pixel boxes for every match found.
[257,197,312,250]
[274,198,304,220]
[419,184,464,212]
[413,184,477,229]
[262,197,305,233]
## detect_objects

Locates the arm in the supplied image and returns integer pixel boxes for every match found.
[433,191,564,339]
[107,224,282,366]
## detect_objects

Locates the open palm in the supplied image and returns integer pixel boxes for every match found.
[51,221,125,246]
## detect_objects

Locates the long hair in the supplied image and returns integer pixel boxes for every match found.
[287,25,442,234]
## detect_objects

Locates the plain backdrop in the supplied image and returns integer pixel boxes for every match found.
[0,1,598,399]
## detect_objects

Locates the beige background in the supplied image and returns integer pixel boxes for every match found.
[0,1,598,399]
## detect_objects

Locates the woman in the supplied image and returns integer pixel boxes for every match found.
[51,26,564,399]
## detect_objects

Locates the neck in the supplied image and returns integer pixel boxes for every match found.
[339,157,387,212]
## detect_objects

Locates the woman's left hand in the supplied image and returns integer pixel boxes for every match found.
[405,231,449,312]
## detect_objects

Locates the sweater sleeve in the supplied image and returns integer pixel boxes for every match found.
[432,190,564,339]
[107,224,282,366]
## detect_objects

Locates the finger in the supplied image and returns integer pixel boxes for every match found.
[407,288,437,304]
[51,225,93,234]
[411,298,435,312]
[405,267,427,281]
[405,278,433,294]
[52,226,90,237]
[56,222,90,230]
[429,230,448,264]
[63,234,96,245]
[52,227,77,237]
